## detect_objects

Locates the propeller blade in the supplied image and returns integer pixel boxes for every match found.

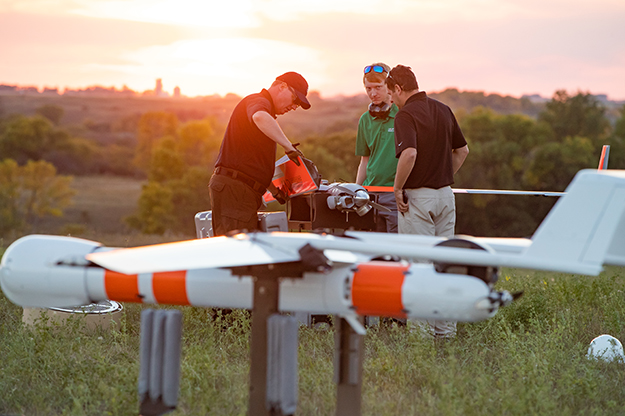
[369,200,392,212]
[334,184,357,196]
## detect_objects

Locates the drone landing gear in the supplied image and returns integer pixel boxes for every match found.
[335,316,365,416]
[235,244,366,416]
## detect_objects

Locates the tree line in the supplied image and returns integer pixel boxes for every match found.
[0,91,624,237]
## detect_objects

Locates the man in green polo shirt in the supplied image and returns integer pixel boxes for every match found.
[355,62,399,233]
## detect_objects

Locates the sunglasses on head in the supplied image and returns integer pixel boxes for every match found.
[364,65,387,74]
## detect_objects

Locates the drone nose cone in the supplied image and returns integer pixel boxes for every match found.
[0,235,101,308]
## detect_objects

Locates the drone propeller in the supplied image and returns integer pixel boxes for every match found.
[368,200,392,212]
[334,184,391,213]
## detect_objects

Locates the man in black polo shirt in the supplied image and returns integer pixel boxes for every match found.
[209,72,311,236]
[386,64,469,339]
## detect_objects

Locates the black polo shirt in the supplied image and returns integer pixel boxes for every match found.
[215,89,277,188]
[394,91,467,189]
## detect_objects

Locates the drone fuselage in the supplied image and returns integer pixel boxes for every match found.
[0,234,504,322]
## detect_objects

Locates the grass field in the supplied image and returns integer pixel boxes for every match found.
[40,175,144,234]
[2,174,625,415]
[1,265,624,415]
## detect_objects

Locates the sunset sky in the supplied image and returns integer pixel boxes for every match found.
[1,0,624,100]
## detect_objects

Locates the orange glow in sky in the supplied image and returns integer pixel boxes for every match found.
[1,0,624,99]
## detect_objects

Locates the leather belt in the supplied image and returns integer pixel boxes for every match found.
[214,166,267,194]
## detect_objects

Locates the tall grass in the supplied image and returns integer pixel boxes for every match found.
[1,267,624,415]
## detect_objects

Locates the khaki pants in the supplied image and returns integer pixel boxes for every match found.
[399,186,457,338]
[398,186,455,237]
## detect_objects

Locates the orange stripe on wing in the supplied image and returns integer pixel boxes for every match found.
[352,261,408,318]
[104,270,142,303]
[153,271,189,305]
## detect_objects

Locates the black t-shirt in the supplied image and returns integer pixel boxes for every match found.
[394,92,467,189]
[215,89,277,188]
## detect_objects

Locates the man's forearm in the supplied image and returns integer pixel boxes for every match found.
[356,157,369,184]
[393,148,416,213]
[452,145,469,174]
[252,111,296,152]
[394,148,416,190]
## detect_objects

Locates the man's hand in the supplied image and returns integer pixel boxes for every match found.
[272,187,288,205]
[394,189,409,213]
[286,142,303,166]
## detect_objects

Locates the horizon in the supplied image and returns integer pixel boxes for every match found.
[1,0,625,101]
[2,80,623,104]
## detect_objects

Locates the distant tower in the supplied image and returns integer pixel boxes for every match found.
[155,79,163,96]
[173,86,181,98]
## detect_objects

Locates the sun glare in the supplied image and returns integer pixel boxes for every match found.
[85,37,325,97]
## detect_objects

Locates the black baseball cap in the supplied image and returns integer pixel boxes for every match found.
[276,72,311,109]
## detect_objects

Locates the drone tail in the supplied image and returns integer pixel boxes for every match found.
[523,169,625,273]
[598,145,610,170]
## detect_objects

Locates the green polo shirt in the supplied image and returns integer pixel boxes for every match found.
[355,104,399,187]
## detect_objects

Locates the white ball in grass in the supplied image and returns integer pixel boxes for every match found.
[587,334,625,362]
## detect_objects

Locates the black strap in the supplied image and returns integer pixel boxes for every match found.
[214,167,266,194]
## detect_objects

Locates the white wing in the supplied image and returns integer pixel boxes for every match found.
[87,170,625,277]
[86,234,300,275]
[453,188,564,197]
[87,232,363,275]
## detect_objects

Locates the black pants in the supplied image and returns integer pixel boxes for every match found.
[208,174,263,236]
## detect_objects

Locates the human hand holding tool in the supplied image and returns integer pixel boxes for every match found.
[271,186,288,204]
[286,142,303,166]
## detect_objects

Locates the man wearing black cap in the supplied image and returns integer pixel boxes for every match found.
[209,71,311,236]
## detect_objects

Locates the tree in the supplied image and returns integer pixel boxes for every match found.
[134,112,179,172]
[606,104,625,170]
[0,159,22,232]
[19,159,76,224]
[44,136,100,174]
[523,136,595,191]
[457,106,498,144]
[613,104,625,140]
[0,115,95,173]
[299,132,360,182]
[100,144,140,176]
[538,90,610,146]
[36,104,64,125]
[125,182,174,235]
[149,137,186,183]
[127,166,212,236]
[0,158,76,232]
[456,109,551,191]
[128,113,223,235]
[177,118,223,167]
[0,115,56,162]
[168,167,212,235]
[454,108,558,237]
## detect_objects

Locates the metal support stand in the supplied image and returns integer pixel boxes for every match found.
[334,317,364,416]
[230,244,332,416]
[248,274,281,416]
[138,309,183,416]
